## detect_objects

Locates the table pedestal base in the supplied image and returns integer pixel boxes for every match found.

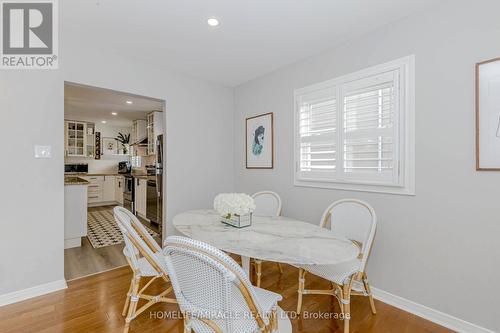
[241,255,251,277]
[277,307,292,333]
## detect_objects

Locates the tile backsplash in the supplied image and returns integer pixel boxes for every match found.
[65,156,130,174]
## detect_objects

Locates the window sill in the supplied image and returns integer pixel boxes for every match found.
[294,179,415,196]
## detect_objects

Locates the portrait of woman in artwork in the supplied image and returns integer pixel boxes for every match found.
[246,112,274,169]
[252,125,265,156]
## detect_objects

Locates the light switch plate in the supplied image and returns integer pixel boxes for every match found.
[35,145,52,158]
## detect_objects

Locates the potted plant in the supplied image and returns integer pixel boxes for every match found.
[214,193,256,228]
[116,132,130,155]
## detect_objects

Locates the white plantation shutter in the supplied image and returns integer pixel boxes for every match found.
[294,56,414,194]
[297,88,337,180]
[342,70,399,184]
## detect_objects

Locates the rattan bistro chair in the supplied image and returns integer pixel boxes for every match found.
[252,191,282,217]
[296,199,377,333]
[164,235,284,333]
[251,191,283,287]
[114,206,177,333]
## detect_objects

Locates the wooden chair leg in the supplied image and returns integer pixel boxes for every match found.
[183,322,192,333]
[256,261,262,288]
[342,281,352,333]
[122,279,134,316]
[270,307,278,332]
[296,268,306,315]
[123,276,141,333]
[362,273,377,315]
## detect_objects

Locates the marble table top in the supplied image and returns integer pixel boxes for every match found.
[172,210,360,266]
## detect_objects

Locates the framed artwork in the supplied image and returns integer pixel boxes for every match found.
[102,137,118,155]
[246,112,274,169]
[476,57,500,170]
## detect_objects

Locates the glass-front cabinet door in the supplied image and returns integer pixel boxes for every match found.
[65,121,86,157]
[147,112,155,155]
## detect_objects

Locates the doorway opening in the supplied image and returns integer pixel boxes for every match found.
[63,82,166,281]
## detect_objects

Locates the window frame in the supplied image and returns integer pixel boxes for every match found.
[293,55,415,195]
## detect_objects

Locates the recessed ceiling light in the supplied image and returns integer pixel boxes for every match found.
[126,100,133,104]
[111,112,117,116]
[101,120,107,124]
[207,17,220,27]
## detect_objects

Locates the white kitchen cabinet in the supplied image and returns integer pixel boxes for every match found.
[79,175,117,206]
[102,176,116,202]
[84,176,104,204]
[64,121,95,158]
[115,176,124,205]
[147,111,163,155]
[131,119,147,144]
[135,177,147,218]
[64,183,88,249]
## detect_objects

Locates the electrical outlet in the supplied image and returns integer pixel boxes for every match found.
[35,145,52,159]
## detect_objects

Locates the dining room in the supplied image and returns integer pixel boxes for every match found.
[1,1,499,333]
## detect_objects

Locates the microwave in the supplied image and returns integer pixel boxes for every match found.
[65,163,88,174]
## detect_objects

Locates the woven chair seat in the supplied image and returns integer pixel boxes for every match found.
[298,259,361,285]
[188,287,281,333]
[123,247,162,277]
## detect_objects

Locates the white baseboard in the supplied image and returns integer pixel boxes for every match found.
[0,279,67,307]
[371,287,495,333]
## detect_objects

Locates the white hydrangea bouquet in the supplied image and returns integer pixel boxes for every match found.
[214,193,256,228]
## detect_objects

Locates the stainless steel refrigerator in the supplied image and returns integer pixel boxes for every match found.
[146,134,163,231]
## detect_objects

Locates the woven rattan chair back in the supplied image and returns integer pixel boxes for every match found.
[320,199,377,272]
[114,207,169,276]
[252,191,282,217]
[164,236,270,333]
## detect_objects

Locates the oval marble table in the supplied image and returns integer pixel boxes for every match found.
[172,210,360,276]
[172,210,360,333]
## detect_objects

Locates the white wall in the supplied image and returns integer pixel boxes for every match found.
[0,4,234,299]
[0,71,65,298]
[234,1,500,331]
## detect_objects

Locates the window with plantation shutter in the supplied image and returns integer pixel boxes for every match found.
[297,88,337,180]
[294,56,415,195]
[342,71,398,184]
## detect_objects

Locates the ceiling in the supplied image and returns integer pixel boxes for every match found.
[64,83,164,127]
[63,0,442,87]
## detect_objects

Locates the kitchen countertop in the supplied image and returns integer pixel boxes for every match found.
[64,177,90,186]
[64,173,148,178]
[132,174,148,179]
[65,173,121,176]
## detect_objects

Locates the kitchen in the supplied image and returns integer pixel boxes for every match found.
[63,83,165,280]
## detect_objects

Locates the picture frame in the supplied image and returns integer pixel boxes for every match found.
[102,137,118,155]
[246,112,274,169]
[476,57,500,170]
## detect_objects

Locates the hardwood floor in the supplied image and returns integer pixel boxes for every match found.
[0,262,453,333]
[64,236,128,280]
[64,205,161,280]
